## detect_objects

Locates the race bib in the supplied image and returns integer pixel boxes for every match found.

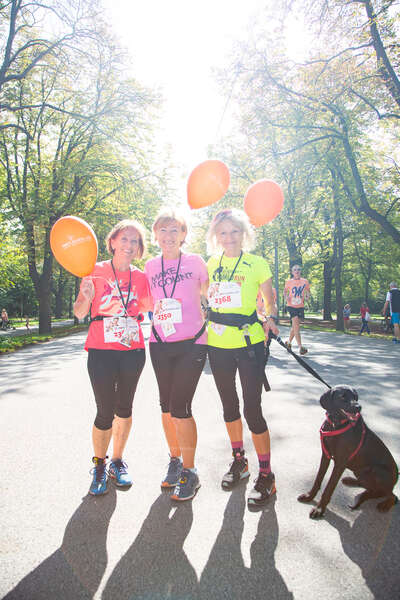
[154,298,182,324]
[103,316,139,347]
[208,281,242,309]
[161,319,176,338]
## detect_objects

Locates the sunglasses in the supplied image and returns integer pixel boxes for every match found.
[214,209,233,221]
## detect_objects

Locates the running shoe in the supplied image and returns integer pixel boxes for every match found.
[221,450,250,489]
[161,456,183,489]
[108,459,132,487]
[171,469,200,501]
[299,346,308,355]
[247,472,276,506]
[89,457,108,496]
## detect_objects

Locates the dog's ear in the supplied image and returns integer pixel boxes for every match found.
[320,388,333,410]
[350,387,358,401]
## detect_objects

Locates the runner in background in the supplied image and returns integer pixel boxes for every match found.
[382,281,400,344]
[284,265,310,355]
[1,308,9,330]
[145,209,208,501]
[359,301,371,335]
[74,219,151,496]
[206,208,279,507]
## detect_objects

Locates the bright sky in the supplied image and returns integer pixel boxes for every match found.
[103,0,264,197]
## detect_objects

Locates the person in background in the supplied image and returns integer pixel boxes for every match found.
[1,308,9,330]
[74,219,151,496]
[25,315,30,332]
[359,301,370,335]
[343,304,351,330]
[382,282,400,344]
[284,265,310,355]
[206,208,279,508]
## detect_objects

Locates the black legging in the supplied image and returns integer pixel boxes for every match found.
[87,348,145,430]
[150,340,207,418]
[208,342,268,434]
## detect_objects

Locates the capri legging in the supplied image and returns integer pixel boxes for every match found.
[87,348,145,430]
[150,340,207,418]
[207,342,268,434]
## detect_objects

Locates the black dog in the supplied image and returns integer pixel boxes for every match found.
[298,385,398,519]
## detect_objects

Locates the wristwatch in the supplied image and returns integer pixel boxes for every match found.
[266,315,278,323]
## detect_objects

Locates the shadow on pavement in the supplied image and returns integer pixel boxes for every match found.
[103,486,291,600]
[0,334,86,395]
[4,489,117,600]
[102,492,197,600]
[198,485,293,600]
[324,504,400,599]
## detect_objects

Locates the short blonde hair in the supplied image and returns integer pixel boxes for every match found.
[152,208,188,245]
[105,219,147,258]
[206,208,255,254]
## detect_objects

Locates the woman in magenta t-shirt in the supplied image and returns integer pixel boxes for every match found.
[145,208,208,502]
[74,219,151,496]
[359,301,371,335]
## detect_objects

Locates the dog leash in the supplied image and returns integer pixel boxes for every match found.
[269,333,332,389]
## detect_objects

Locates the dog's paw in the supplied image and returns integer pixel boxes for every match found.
[377,496,397,512]
[297,493,314,503]
[309,506,324,519]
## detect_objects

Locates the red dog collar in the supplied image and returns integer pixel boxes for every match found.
[320,412,366,461]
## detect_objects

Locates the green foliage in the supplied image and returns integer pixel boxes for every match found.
[0,2,167,330]
[189,0,400,314]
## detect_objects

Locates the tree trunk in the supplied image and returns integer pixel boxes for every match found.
[38,277,52,334]
[339,123,400,245]
[323,260,333,320]
[54,267,67,318]
[68,286,73,318]
[284,236,302,269]
[26,224,53,334]
[363,0,400,110]
[329,166,344,331]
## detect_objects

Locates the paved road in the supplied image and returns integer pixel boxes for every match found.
[1,325,399,600]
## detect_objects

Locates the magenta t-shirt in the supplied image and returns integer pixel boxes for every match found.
[144,253,208,344]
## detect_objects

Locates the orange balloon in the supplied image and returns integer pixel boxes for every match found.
[50,216,98,277]
[244,179,284,227]
[187,160,230,209]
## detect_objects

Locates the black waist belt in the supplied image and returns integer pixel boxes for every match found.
[152,320,207,345]
[208,309,270,392]
[91,313,144,323]
[208,309,260,329]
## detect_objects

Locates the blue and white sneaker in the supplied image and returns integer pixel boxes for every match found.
[108,459,132,487]
[161,456,183,489]
[89,457,108,496]
[171,468,200,501]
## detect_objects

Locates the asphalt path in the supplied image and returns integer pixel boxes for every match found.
[1,324,399,600]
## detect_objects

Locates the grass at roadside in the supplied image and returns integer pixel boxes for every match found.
[0,324,89,354]
[279,318,393,341]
